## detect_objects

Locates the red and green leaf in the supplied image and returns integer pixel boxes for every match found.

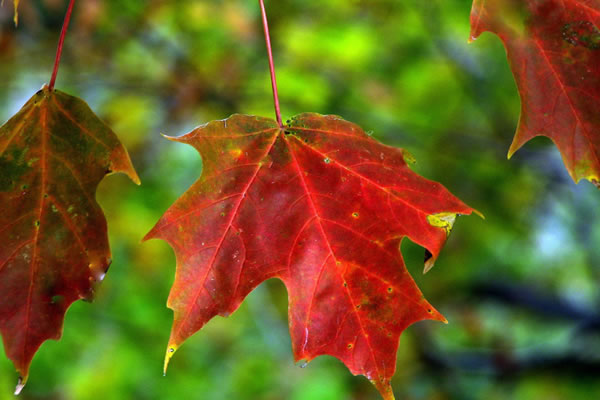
[0,86,139,392]
[470,0,600,185]
[145,113,474,399]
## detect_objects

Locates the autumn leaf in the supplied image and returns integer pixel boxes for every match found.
[145,113,474,399]
[470,0,600,186]
[0,86,139,393]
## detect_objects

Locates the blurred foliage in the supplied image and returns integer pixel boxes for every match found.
[1,0,599,399]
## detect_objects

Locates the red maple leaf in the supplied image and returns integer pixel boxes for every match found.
[145,113,474,399]
[0,87,139,392]
[470,0,600,186]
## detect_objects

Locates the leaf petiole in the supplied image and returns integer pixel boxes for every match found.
[258,0,283,128]
[48,0,76,91]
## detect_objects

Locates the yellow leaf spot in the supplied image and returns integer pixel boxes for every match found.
[401,149,416,165]
[426,212,457,237]
[230,148,242,158]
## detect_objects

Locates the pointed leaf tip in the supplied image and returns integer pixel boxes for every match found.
[160,133,184,143]
[14,376,25,395]
[371,379,395,400]
[423,257,435,274]
[126,166,141,186]
[163,344,178,375]
[114,158,140,186]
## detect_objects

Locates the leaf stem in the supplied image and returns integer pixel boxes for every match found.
[258,0,283,128]
[48,0,76,91]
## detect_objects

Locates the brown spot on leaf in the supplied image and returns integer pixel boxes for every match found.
[562,21,600,49]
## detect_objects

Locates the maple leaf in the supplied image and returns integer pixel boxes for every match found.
[145,113,474,399]
[470,0,600,186]
[0,86,139,393]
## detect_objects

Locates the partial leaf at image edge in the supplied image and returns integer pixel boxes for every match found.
[470,0,600,187]
[0,86,139,393]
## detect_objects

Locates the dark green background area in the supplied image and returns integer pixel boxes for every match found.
[1,1,599,399]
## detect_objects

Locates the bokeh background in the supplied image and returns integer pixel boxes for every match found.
[1,0,599,399]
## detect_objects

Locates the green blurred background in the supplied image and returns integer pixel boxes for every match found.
[1,0,599,399]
